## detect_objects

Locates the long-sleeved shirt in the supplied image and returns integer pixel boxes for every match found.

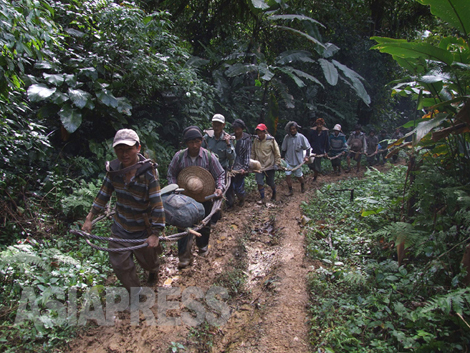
[233,132,252,171]
[347,131,367,153]
[202,130,235,169]
[91,154,165,239]
[366,135,379,155]
[167,147,226,191]
[251,135,281,170]
[281,132,311,166]
[329,132,348,156]
[308,127,330,155]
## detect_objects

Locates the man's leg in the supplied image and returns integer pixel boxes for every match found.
[177,233,194,268]
[133,245,160,285]
[266,170,277,200]
[108,237,141,293]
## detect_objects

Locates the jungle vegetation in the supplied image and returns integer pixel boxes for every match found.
[0,0,469,351]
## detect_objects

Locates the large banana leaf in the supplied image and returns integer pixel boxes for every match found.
[414,114,448,144]
[275,50,315,65]
[274,25,326,49]
[371,37,454,66]
[417,0,470,36]
[333,60,370,105]
[319,58,338,85]
[269,14,325,28]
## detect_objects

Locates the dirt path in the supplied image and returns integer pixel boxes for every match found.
[66,164,393,353]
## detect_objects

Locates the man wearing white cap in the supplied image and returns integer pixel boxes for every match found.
[82,129,165,292]
[203,113,235,207]
[328,124,348,175]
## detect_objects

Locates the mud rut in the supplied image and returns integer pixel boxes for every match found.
[67,165,392,353]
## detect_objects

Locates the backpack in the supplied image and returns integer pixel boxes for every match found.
[161,191,205,228]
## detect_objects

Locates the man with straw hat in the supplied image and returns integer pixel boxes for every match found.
[82,129,165,292]
[251,123,281,204]
[167,126,225,268]
[281,121,310,195]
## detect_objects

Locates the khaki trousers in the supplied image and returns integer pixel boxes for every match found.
[108,235,160,292]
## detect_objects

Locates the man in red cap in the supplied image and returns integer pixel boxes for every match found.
[250,124,281,204]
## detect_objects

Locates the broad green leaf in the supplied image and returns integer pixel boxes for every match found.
[275,50,314,65]
[414,114,448,144]
[116,97,132,116]
[43,73,64,86]
[417,0,470,36]
[319,59,338,86]
[322,43,340,58]
[68,88,92,109]
[185,56,210,68]
[371,37,454,66]
[250,0,270,10]
[79,68,98,80]
[34,61,53,70]
[27,84,56,102]
[225,63,257,77]
[291,68,323,87]
[51,91,69,105]
[96,90,118,108]
[274,25,326,49]
[333,60,370,105]
[277,67,305,87]
[59,104,82,133]
[394,57,426,74]
[268,14,325,28]
[259,63,275,81]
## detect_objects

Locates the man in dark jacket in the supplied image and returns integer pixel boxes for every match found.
[307,118,330,182]
[229,119,252,207]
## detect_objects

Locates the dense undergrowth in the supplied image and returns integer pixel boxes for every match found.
[303,164,470,352]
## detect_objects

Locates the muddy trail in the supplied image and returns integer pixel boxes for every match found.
[67,163,395,353]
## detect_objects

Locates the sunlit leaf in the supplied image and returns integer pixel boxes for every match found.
[27,84,56,102]
[43,73,64,86]
[68,88,92,109]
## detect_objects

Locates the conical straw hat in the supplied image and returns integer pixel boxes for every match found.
[177,166,215,202]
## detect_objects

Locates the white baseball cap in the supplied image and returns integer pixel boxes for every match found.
[113,129,140,147]
[212,114,225,124]
[333,124,342,131]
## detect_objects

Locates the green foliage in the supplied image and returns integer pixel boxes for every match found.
[371,0,470,184]
[304,166,470,351]
[61,179,102,219]
[0,229,112,352]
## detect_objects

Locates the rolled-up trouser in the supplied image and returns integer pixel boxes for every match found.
[178,201,214,259]
[108,234,160,292]
[232,173,246,198]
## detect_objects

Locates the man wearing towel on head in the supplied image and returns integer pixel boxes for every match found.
[167,126,225,268]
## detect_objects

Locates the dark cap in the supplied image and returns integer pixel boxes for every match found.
[232,119,246,129]
[183,126,203,142]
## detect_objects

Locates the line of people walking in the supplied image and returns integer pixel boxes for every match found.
[82,116,403,285]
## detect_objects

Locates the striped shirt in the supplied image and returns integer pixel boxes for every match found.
[167,147,226,191]
[90,154,165,238]
[233,132,252,171]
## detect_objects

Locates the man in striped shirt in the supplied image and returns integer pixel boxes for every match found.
[82,129,165,292]
[167,126,225,268]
